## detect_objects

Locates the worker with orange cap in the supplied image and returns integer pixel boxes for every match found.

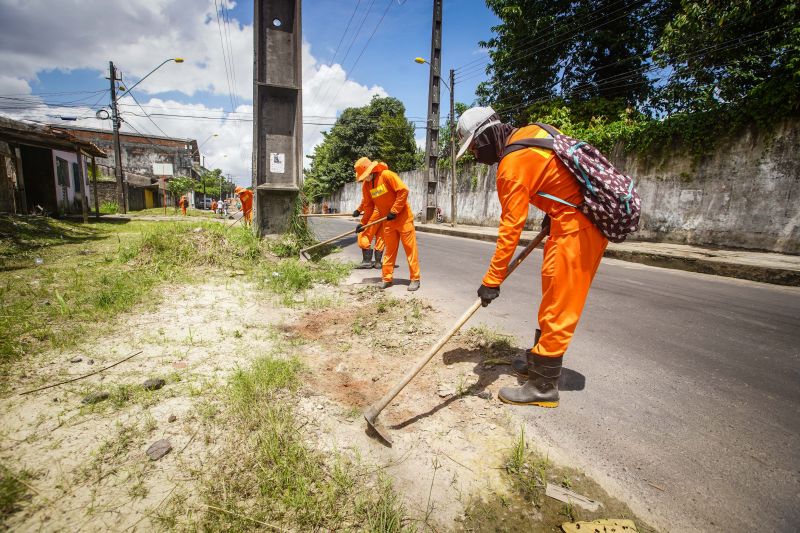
[354,157,420,291]
[235,186,253,226]
[353,163,386,269]
[178,195,187,216]
[455,106,609,408]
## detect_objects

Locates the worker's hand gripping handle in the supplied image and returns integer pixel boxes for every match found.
[299,216,388,257]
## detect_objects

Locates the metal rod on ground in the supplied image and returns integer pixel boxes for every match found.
[224,212,245,228]
[298,213,355,218]
[18,350,144,395]
[299,216,388,259]
[363,226,550,446]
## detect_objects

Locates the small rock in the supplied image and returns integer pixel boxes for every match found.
[86,359,94,365]
[142,378,165,391]
[172,361,187,369]
[335,362,347,373]
[476,391,492,400]
[69,357,83,363]
[193,227,203,233]
[168,414,177,423]
[52,397,59,403]
[82,391,109,404]
[146,439,172,461]
[371,376,379,382]
[316,404,324,410]
[437,384,456,398]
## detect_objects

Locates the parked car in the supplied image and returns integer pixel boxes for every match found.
[197,197,213,210]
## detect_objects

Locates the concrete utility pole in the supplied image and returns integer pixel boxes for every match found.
[449,68,456,227]
[252,0,302,235]
[422,0,443,224]
[108,61,126,213]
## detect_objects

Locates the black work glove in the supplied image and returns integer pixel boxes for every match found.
[355,224,365,233]
[541,214,551,233]
[352,209,361,218]
[477,284,500,307]
[386,211,397,221]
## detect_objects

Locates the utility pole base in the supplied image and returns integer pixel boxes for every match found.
[255,188,298,236]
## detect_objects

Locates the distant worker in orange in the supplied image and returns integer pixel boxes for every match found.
[456,106,609,408]
[353,165,386,270]
[354,157,420,291]
[178,195,188,216]
[211,199,218,213]
[234,186,253,226]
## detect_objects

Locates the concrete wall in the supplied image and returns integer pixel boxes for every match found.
[324,118,799,254]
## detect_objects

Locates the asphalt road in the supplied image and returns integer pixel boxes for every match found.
[313,218,800,532]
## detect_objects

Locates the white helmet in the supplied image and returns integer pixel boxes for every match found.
[455,106,500,160]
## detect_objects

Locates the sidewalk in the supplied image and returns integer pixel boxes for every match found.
[415,222,800,287]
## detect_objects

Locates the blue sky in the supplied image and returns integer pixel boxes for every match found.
[0,0,500,185]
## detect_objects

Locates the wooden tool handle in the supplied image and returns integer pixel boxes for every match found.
[366,226,549,416]
[298,213,354,218]
[299,216,388,254]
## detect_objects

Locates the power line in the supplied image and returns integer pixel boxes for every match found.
[213,0,237,111]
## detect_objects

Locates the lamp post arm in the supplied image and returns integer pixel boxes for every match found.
[118,59,174,99]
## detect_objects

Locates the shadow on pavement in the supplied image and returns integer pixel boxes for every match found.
[389,345,586,429]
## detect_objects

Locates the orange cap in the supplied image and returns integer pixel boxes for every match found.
[354,157,388,182]
[234,186,244,194]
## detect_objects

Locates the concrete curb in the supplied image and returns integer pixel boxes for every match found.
[415,224,800,287]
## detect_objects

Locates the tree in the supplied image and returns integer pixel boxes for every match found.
[653,0,799,115]
[166,175,194,210]
[304,96,420,200]
[476,0,673,123]
[198,168,224,199]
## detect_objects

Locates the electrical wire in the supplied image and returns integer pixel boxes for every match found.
[213,0,238,112]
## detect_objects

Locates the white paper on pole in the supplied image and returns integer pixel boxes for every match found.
[269,153,285,174]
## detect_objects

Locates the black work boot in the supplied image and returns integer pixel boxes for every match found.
[356,248,373,269]
[499,353,562,407]
[380,280,393,289]
[372,250,383,269]
[512,329,541,376]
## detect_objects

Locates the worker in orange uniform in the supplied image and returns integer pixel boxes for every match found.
[455,107,608,408]
[234,186,253,226]
[178,195,187,216]
[211,199,218,213]
[354,157,420,291]
[353,165,386,269]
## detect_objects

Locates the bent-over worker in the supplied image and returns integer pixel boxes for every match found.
[234,186,253,226]
[456,106,608,408]
[353,163,386,269]
[354,157,420,291]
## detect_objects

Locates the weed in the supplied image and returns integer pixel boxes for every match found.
[0,463,31,525]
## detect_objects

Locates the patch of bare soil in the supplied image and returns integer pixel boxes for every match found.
[0,277,290,532]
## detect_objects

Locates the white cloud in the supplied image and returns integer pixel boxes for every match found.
[0,0,387,183]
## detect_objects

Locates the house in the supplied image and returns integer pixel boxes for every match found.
[0,116,106,217]
[54,125,202,210]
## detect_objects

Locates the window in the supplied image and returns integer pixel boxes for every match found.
[56,157,69,187]
[72,162,81,192]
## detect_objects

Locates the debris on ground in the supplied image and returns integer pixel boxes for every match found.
[81,391,109,404]
[142,378,165,391]
[69,357,82,363]
[146,439,172,461]
[546,482,602,511]
[561,518,638,533]
[168,414,177,423]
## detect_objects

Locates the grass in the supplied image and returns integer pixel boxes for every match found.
[99,201,118,214]
[0,463,31,527]
[127,207,218,218]
[462,429,655,532]
[0,215,350,386]
[157,352,413,531]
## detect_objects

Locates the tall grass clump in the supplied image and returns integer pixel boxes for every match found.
[159,354,412,531]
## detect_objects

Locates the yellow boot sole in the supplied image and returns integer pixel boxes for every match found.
[498,397,559,408]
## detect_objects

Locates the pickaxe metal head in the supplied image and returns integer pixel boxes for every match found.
[363,405,393,446]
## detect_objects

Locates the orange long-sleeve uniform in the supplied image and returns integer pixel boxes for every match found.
[360,169,420,283]
[238,189,253,225]
[356,180,385,252]
[178,196,187,216]
[484,124,608,357]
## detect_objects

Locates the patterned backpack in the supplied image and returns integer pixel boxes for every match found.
[502,122,641,243]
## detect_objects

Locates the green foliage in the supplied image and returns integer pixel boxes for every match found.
[195,168,230,199]
[304,96,420,200]
[478,0,668,123]
[437,102,475,171]
[165,175,194,200]
[99,201,118,214]
[0,463,30,526]
[653,0,799,115]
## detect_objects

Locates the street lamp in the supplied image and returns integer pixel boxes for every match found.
[109,57,183,213]
[416,57,457,227]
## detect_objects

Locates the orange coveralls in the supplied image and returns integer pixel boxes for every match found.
[360,169,420,283]
[179,196,187,216]
[483,124,608,357]
[356,180,385,253]
[238,189,253,225]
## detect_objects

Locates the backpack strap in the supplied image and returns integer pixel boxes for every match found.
[502,137,555,158]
